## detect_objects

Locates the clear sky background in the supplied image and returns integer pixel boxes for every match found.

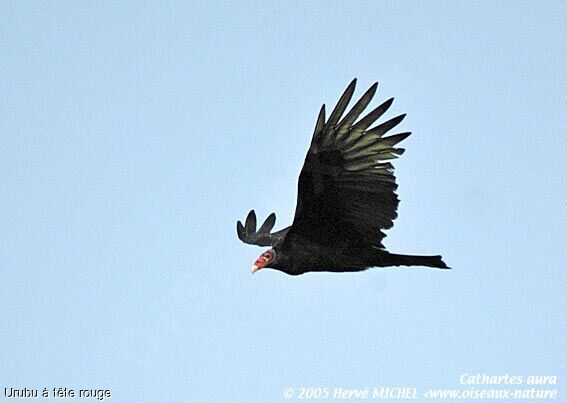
[1,1,566,402]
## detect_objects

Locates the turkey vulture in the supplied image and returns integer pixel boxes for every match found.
[237,79,449,275]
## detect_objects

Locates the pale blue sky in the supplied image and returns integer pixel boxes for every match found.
[1,1,566,402]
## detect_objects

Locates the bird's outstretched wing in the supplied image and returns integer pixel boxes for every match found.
[289,79,410,248]
[236,210,290,247]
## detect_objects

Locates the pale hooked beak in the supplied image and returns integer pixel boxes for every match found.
[251,265,260,274]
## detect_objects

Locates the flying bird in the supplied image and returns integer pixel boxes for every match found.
[237,79,449,275]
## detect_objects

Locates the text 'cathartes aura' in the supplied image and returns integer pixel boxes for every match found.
[237,79,449,275]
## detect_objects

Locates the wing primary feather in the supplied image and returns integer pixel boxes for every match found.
[365,114,406,137]
[375,148,405,160]
[312,104,326,140]
[346,132,412,156]
[335,82,378,138]
[236,221,245,240]
[257,213,276,234]
[325,79,357,130]
[379,132,412,148]
[351,98,394,133]
[245,210,257,233]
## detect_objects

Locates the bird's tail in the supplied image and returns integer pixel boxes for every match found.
[383,252,450,269]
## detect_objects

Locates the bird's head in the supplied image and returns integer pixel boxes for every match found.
[251,249,277,273]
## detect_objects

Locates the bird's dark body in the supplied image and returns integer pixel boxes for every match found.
[274,228,378,275]
[273,229,446,275]
[237,79,449,275]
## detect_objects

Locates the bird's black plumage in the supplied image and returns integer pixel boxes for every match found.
[237,79,448,275]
